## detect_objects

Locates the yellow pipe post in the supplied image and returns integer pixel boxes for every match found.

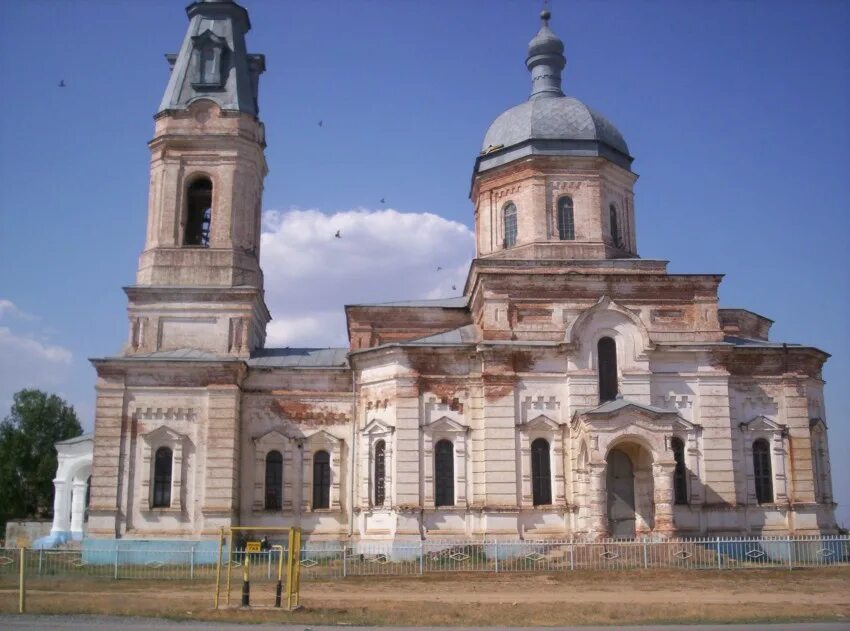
[293,528,301,608]
[285,528,296,610]
[225,531,233,606]
[213,528,224,609]
[18,547,26,614]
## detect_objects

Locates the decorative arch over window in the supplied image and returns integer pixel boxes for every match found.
[752,438,773,504]
[264,450,282,510]
[360,419,394,510]
[531,438,552,506]
[185,177,212,247]
[190,30,228,90]
[302,430,343,512]
[253,430,295,512]
[373,440,386,506]
[671,437,688,505]
[434,439,455,507]
[312,450,331,510]
[503,202,518,248]
[609,203,621,248]
[153,447,173,508]
[421,415,469,509]
[810,418,832,503]
[739,415,787,505]
[140,425,187,512]
[557,196,575,240]
[597,336,618,403]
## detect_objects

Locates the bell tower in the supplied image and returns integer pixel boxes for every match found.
[127,0,269,358]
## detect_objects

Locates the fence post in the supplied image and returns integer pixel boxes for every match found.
[643,540,649,569]
[419,540,424,575]
[113,547,119,580]
[18,547,26,614]
[190,546,195,580]
[569,542,575,571]
[342,545,347,578]
[787,538,793,571]
[38,549,43,576]
[494,540,499,574]
[716,537,722,570]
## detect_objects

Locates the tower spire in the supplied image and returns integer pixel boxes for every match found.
[525,9,565,99]
[158,0,265,117]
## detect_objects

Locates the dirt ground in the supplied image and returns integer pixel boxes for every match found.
[2,568,849,626]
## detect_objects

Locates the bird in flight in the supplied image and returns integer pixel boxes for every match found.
[451,285,457,291]
[58,80,66,87]
[379,198,385,204]
[318,120,323,127]
[334,230,341,239]
[436,266,443,272]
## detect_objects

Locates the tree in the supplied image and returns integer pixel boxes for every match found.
[0,389,82,532]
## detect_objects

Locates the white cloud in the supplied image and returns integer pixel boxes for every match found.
[260,208,474,347]
[0,298,34,321]
[0,325,74,415]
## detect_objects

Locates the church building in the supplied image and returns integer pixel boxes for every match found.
[86,0,837,543]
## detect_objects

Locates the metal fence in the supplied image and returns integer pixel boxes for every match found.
[1,535,847,582]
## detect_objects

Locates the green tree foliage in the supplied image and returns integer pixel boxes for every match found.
[0,389,82,531]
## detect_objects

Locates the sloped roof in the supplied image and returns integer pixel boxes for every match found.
[403,324,478,345]
[582,397,673,417]
[248,347,349,368]
[348,296,469,309]
[55,433,94,446]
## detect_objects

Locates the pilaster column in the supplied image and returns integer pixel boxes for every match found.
[50,479,70,534]
[70,480,88,536]
[588,462,607,538]
[652,461,676,536]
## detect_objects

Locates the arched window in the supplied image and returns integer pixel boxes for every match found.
[609,203,621,248]
[264,450,282,510]
[503,202,518,248]
[671,437,688,505]
[152,447,173,508]
[312,450,331,509]
[557,196,575,240]
[597,336,618,403]
[531,438,552,506]
[185,178,212,247]
[374,440,386,506]
[434,439,454,507]
[752,439,773,504]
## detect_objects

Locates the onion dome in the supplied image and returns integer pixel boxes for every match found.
[477,10,632,173]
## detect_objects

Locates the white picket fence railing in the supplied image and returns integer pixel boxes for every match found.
[0,535,847,581]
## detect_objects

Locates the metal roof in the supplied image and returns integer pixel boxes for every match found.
[158,0,264,117]
[723,336,802,348]
[477,11,631,173]
[348,296,469,309]
[248,347,349,368]
[583,398,673,417]
[55,433,94,446]
[122,348,227,361]
[403,324,478,345]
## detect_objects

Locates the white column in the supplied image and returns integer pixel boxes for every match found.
[70,479,88,536]
[51,479,71,534]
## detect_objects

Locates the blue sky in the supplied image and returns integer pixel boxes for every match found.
[0,0,848,525]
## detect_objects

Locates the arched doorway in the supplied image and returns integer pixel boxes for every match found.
[606,448,636,538]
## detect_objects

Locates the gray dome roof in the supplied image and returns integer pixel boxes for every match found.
[482,95,629,157]
[475,12,633,174]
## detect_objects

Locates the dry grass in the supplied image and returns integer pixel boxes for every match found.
[1,568,849,626]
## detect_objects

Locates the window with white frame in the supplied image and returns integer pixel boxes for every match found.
[360,419,394,510]
[302,430,343,512]
[140,426,186,511]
